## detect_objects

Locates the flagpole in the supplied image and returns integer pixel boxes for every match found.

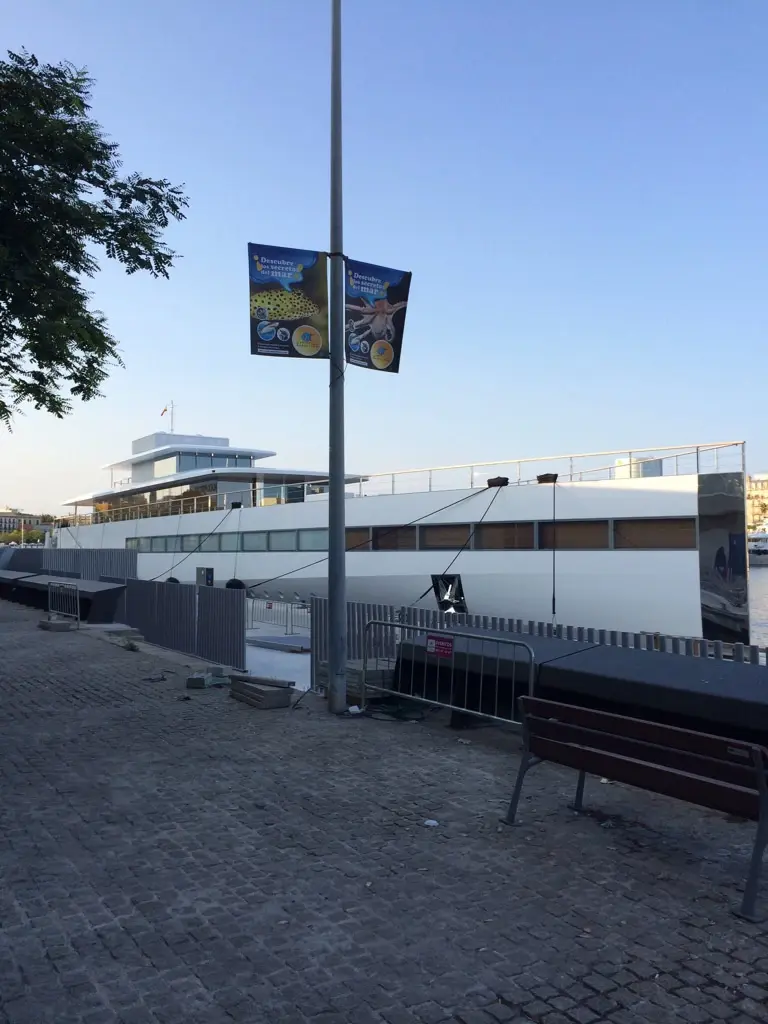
[327,0,347,714]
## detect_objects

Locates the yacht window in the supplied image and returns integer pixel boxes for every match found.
[299,529,329,551]
[166,535,183,553]
[182,535,200,552]
[179,454,196,472]
[346,527,371,551]
[200,534,220,552]
[196,454,212,469]
[126,538,139,550]
[150,536,166,553]
[613,518,697,550]
[539,520,609,550]
[269,531,297,551]
[242,532,267,551]
[137,537,151,553]
[475,522,534,550]
[420,524,472,550]
[212,455,227,468]
[219,533,240,552]
[372,526,417,551]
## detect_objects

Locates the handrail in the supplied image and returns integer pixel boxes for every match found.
[55,441,745,529]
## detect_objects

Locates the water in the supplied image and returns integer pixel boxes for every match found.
[750,568,768,645]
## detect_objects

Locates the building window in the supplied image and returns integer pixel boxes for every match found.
[299,529,329,551]
[242,532,267,551]
[153,456,177,478]
[475,522,535,550]
[372,526,417,551]
[137,537,151,553]
[269,531,297,551]
[613,518,697,550]
[420,524,472,550]
[150,536,166,553]
[539,520,609,550]
[219,533,240,552]
[182,535,200,552]
[200,534,220,552]
[346,527,371,551]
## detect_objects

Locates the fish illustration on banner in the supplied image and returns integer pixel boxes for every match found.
[248,243,329,358]
[344,260,411,373]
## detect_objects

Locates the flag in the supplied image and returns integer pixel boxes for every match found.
[161,406,168,416]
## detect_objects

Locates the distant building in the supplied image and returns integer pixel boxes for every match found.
[746,476,768,528]
[0,508,43,533]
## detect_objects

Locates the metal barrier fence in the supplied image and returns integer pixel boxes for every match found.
[309,597,768,695]
[198,586,247,667]
[121,579,246,668]
[362,619,535,725]
[47,581,80,625]
[247,597,311,635]
[43,548,137,581]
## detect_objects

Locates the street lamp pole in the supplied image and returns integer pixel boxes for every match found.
[327,0,347,713]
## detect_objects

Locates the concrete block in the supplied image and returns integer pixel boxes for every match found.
[229,672,292,689]
[38,618,74,632]
[229,681,292,710]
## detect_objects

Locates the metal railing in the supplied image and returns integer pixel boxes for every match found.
[246,597,311,635]
[361,619,535,725]
[56,441,745,528]
[47,581,80,626]
[310,598,767,689]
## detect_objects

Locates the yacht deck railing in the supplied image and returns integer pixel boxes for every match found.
[56,441,745,528]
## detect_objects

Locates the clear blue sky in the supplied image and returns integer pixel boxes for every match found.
[2,0,766,511]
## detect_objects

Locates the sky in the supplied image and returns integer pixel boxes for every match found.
[1,0,766,511]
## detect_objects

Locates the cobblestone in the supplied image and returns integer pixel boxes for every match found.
[0,602,767,1023]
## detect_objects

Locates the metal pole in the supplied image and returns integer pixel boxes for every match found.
[552,482,557,623]
[327,0,347,713]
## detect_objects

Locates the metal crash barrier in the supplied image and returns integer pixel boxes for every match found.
[362,619,535,725]
[47,581,80,627]
[247,597,311,635]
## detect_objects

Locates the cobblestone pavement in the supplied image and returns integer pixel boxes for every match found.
[0,601,767,1024]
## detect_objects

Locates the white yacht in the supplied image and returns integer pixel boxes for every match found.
[748,528,768,568]
[55,433,750,645]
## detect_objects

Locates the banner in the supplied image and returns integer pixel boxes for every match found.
[248,243,328,358]
[344,260,411,373]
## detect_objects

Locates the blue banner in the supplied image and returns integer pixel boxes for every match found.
[345,260,411,373]
[248,243,328,358]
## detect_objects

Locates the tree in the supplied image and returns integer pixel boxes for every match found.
[0,49,188,424]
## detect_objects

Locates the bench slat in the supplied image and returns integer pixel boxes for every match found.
[521,696,767,768]
[528,735,760,821]
[526,714,759,790]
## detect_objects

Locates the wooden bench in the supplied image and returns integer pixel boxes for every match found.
[505,695,768,920]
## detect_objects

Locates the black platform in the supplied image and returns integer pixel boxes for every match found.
[394,627,768,742]
[0,573,125,623]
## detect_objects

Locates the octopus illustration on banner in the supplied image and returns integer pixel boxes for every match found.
[345,259,411,373]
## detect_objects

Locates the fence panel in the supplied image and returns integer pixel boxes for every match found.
[5,548,45,573]
[124,578,197,654]
[48,581,80,625]
[197,586,246,669]
[362,620,535,725]
[43,548,137,580]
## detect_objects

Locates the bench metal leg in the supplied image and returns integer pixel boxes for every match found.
[571,770,586,813]
[503,751,540,825]
[737,772,768,921]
